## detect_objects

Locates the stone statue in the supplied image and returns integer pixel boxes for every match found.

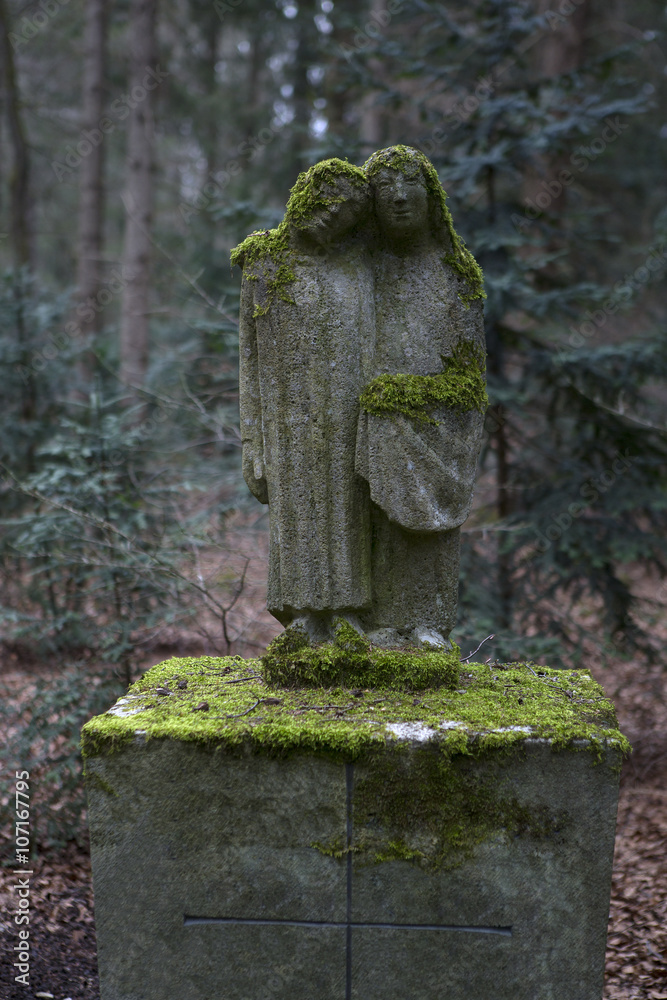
[232,147,486,650]
[233,159,375,642]
[355,145,486,648]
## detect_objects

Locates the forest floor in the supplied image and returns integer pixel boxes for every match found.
[0,620,666,998]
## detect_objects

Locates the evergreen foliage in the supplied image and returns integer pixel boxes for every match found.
[336,0,667,663]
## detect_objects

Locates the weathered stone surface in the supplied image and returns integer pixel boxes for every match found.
[237,162,375,627]
[88,745,348,1000]
[87,733,620,1000]
[85,656,625,1000]
[233,147,486,647]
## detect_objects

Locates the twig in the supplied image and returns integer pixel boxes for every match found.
[221,557,250,651]
[524,664,573,697]
[461,634,495,662]
[218,672,263,684]
[214,699,262,720]
[0,462,233,616]
[120,192,238,326]
[292,703,355,713]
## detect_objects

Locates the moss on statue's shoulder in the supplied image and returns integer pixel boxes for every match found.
[359,339,488,423]
[81,653,629,767]
[230,225,295,317]
[230,157,368,317]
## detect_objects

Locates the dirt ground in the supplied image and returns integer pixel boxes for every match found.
[0,614,666,998]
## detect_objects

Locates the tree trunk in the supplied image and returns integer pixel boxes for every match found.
[290,0,317,177]
[358,0,386,158]
[0,0,36,427]
[522,0,589,220]
[75,0,107,390]
[0,0,32,269]
[119,0,158,395]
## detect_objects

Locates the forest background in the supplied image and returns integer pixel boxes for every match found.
[1,1,667,996]
[0,0,665,873]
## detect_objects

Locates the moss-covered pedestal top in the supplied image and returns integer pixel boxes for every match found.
[81,654,629,763]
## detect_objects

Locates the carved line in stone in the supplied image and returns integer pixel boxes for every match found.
[183,916,512,936]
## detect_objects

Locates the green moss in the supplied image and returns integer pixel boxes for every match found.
[363,144,486,307]
[359,339,488,424]
[82,653,628,875]
[260,621,461,690]
[230,226,294,318]
[230,158,368,317]
[84,770,117,797]
[350,745,566,871]
[310,837,349,860]
[284,158,367,228]
[81,655,629,770]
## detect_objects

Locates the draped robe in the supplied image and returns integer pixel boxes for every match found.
[239,240,375,625]
[355,247,485,637]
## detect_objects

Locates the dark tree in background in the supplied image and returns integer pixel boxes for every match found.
[74,0,108,388]
[119,0,158,393]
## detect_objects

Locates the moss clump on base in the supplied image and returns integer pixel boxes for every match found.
[363,144,486,307]
[359,339,488,424]
[260,621,461,691]
[82,653,628,875]
[230,158,367,317]
[81,654,629,766]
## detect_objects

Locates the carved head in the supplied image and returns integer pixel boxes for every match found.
[364,145,452,249]
[285,158,371,245]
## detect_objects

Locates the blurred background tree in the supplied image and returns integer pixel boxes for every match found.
[0,0,665,846]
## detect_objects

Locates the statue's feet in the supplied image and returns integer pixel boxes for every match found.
[411,626,453,650]
[287,612,330,645]
[334,614,366,638]
[366,627,405,649]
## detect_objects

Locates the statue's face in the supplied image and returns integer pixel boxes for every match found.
[372,166,429,241]
[297,179,370,245]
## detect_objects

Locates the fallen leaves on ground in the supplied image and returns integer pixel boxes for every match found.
[0,842,98,999]
[604,783,667,1000]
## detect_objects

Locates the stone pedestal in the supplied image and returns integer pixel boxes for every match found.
[83,655,625,1000]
